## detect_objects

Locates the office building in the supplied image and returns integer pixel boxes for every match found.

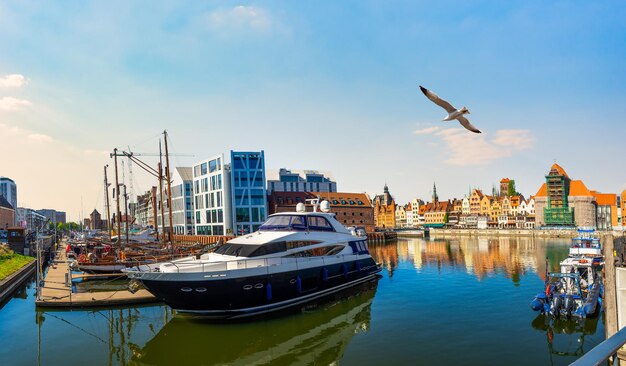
[267,168,336,194]
[0,177,17,211]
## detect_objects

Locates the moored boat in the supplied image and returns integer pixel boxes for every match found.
[127,200,382,318]
[530,228,604,319]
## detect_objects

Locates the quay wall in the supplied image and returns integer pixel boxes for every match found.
[397,228,587,238]
[427,228,578,238]
[0,260,36,304]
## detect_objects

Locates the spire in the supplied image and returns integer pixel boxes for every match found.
[432,182,438,203]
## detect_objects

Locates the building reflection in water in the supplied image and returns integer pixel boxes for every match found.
[131,280,378,366]
[369,237,569,283]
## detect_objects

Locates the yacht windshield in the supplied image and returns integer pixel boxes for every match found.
[259,215,307,231]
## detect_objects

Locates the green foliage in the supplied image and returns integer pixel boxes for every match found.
[443,213,449,223]
[0,248,35,281]
[507,180,519,196]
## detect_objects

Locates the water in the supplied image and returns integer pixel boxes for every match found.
[0,237,606,365]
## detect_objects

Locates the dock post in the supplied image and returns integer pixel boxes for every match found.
[605,234,618,338]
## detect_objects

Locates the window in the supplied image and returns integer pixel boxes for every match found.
[236,208,250,222]
[307,216,334,231]
[259,215,307,231]
[201,163,207,175]
[209,160,217,173]
[341,200,347,205]
[349,200,355,205]
[332,200,339,205]
[286,240,323,250]
[287,245,345,257]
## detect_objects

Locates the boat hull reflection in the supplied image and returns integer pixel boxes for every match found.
[132,279,379,365]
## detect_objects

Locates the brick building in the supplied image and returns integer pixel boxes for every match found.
[268,191,375,232]
[0,195,15,229]
[373,184,396,229]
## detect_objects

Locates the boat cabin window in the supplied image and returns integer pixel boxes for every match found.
[214,241,287,257]
[259,215,307,231]
[307,216,334,232]
[287,245,345,257]
[286,240,323,250]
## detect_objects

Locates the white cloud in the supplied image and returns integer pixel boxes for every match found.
[0,96,32,110]
[0,74,27,88]
[492,129,535,150]
[413,126,440,135]
[421,128,535,165]
[27,133,53,142]
[206,6,274,33]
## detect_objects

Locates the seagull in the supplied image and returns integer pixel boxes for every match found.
[419,86,481,133]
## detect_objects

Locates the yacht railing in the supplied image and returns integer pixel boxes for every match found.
[160,253,369,274]
[570,326,626,366]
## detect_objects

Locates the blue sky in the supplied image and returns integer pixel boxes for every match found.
[1,1,625,220]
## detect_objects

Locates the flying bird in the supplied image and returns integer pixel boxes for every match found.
[419,86,481,133]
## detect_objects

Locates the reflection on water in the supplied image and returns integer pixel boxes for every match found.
[370,237,570,283]
[132,281,378,366]
[0,236,605,366]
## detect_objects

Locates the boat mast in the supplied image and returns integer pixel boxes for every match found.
[104,165,112,242]
[158,141,166,247]
[123,184,129,245]
[163,130,174,253]
[112,148,123,252]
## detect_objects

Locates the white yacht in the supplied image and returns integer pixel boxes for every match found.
[127,200,381,318]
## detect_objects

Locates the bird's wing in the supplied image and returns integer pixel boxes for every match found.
[419,86,457,113]
[457,116,481,134]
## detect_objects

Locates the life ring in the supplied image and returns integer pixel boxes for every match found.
[78,253,87,263]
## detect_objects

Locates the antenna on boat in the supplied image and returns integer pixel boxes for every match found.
[306,196,321,212]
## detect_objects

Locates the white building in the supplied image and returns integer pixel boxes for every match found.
[157,167,195,235]
[406,204,414,227]
[462,196,470,215]
[193,154,232,236]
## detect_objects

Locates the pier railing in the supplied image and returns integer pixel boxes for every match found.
[570,326,626,366]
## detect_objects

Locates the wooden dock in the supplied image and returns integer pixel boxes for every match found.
[35,246,159,308]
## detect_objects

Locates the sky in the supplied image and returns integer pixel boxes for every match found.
[1,0,625,221]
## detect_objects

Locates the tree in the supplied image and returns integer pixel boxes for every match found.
[507,180,519,196]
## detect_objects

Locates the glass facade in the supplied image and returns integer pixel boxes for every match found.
[231,151,267,235]
[192,153,231,236]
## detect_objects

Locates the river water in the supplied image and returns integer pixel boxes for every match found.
[0,237,605,365]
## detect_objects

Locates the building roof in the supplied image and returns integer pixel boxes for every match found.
[593,192,616,206]
[548,163,569,178]
[0,195,13,210]
[176,167,193,181]
[472,189,484,198]
[500,178,510,183]
[535,183,547,197]
[569,180,592,196]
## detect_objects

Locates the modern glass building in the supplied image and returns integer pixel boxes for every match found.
[192,154,232,236]
[231,151,267,235]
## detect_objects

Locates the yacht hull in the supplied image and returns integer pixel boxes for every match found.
[135,258,380,318]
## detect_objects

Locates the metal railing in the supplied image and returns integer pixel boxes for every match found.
[570,326,626,366]
[157,253,368,274]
